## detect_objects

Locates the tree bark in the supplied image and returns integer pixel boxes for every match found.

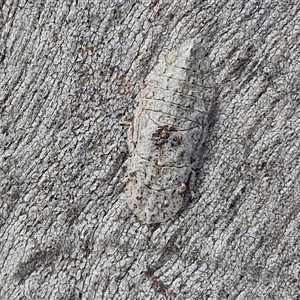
[0,1,299,299]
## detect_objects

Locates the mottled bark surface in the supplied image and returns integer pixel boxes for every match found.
[0,1,299,299]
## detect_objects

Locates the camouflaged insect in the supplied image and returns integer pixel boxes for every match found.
[123,39,215,224]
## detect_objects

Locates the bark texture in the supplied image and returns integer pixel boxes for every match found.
[0,1,299,299]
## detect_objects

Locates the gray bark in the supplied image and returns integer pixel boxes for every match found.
[0,1,299,299]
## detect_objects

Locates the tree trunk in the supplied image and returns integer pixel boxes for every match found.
[1,1,299,299]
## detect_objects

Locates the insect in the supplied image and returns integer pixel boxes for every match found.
[122,39,215,224]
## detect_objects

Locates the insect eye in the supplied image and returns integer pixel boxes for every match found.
[128,171,137,178]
